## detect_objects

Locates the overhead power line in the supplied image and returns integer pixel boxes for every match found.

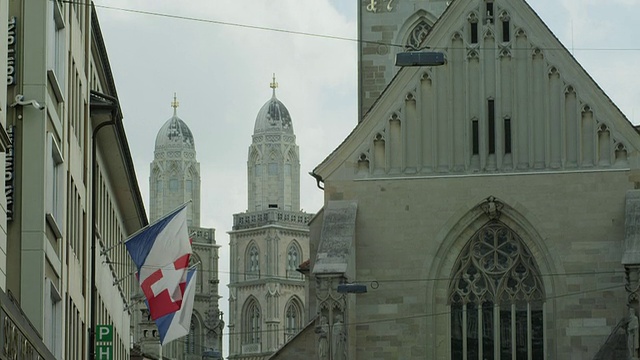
[63,0,640,52]
[103,259,626,283]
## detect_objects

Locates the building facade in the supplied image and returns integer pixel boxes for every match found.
[133,98,224,359]
[3,1,147,359]
[275,0,640,359]
[228,78,312,360]
[358,0,449,121]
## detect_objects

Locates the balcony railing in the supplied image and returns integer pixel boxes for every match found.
[233,209,313,230]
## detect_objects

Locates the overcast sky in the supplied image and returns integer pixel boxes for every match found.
[93,0,640,355]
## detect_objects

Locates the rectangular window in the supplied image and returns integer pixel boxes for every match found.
[44,279,62,358]
[504,118,512,154]
[488,100,495,154]
[48,0,66,99]
[486,2,494,18]
[47,133,64,237]
[472,120,479,155]
[470,22,478,44]
[186,179,192,194]
[502,20,510,42]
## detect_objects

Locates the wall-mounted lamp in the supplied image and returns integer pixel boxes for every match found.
[10,94,45,110]
[337,283,368,294]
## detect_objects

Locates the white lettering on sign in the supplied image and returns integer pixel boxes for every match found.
[7,17,16,85]
[5,126,14,221]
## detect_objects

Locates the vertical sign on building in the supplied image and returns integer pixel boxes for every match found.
[7,17,16,85]
[96,325,113,360]
[5,126,14,221]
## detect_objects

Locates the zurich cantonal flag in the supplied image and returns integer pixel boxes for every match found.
[125,204,192,322]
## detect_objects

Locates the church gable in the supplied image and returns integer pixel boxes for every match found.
[316,0,640,180]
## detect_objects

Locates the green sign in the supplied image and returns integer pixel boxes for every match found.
[96,344,112,360]
[96,325,113,360]
[96,325,113,342]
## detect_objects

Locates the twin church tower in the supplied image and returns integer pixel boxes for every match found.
[135,76,311,359]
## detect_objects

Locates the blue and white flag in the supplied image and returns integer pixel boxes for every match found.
[125,204,194,344]
[155,267,197,345]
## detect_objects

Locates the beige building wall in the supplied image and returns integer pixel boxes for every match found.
[317,172,631,358]
[358,0,448,120]
[293,0,640,358]
[3,1,146,359]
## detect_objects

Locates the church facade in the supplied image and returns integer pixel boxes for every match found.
[273,0,640,359]
[132,98,224,359]
[228,78,312,360]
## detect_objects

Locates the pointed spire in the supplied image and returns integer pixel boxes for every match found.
[270,73,278,97]
[171,92,179,116]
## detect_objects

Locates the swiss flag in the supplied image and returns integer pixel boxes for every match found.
[126,204,192,321]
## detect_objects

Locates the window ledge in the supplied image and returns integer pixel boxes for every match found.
[46,213,63,239]
[47,70,64,104]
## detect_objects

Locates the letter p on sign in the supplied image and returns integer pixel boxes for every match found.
[96,325,113,342]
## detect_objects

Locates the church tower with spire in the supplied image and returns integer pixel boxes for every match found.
[134,95,225,360]
[228,76,312,359]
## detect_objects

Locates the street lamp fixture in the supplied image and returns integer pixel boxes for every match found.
[337,283,368,294]
[395,50,445,67]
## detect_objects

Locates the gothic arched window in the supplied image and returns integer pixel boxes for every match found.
[284,298,303,341]
[246,244,260,280]
[243,299,261,344]
[449,220,544,360]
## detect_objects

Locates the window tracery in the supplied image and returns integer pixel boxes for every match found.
[449,220,544,359]
[407,20,432,50]
[243,299,261,345]
[284,298,303,341]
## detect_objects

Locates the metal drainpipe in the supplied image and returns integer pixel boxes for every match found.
[88,92,119,360]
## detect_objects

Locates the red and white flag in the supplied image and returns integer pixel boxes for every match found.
[125,204,195,344]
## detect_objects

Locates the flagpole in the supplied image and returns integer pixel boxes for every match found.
[100,224,196,256]
[122,200,192,245]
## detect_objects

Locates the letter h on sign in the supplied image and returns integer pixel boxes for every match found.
[96,325,113,360]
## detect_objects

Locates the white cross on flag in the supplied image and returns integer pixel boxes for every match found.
[125,203,196,344]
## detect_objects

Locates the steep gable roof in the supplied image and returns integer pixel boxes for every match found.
[314,0,640,181]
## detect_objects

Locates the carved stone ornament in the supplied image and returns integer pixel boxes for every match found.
[480,196,504,220]
[316,276,348,360]
[408,20,432,50]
